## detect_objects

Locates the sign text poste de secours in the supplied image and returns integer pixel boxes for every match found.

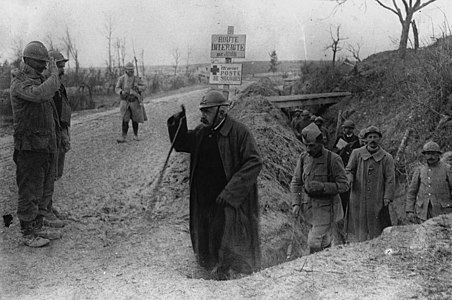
[209,64,242,85]
[211,34,246,58]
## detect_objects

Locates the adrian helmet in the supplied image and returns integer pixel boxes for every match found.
[23,41,49,62]
[422,141,442,154]
[48,50,68,63]
[199,90,230,109]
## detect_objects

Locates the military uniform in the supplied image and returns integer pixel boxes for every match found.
[290,123,349,252]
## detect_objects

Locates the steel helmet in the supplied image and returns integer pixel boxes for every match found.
[422,141,442,154]
[301,110,310,117]
[23,41,49,62]
[125,62,134,70]
[199,91,230,109]
[358,128,368,139]
[48,50,68,63]
[315,116,325,123]
[342,119,355,129]
[364,125,382,138]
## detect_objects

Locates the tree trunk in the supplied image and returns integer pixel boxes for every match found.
[412,20,419,50]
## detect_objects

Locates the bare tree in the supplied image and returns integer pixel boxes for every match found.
[172,47,181,76]
[120,38,126,70]
[335,0,437,58]
[61,27,80,81]
[325,25,347,67]
[102,13,115,76]
[412,19,419,50]
[185,45,192,75]
[140,49,145,78]
[11,37,24,67]
[374,0,436,58]
[347,42,362,61]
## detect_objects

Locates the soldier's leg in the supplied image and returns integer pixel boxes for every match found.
[41,154,65,228]
[132,121,139,138]
[308,224,331,253]
[14,150,45,222]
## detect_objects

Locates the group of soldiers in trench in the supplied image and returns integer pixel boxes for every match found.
[8,40,452,281]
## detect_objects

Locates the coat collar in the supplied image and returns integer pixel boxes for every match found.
[361,146,386,162]
[218,115,233,137]
[21,62,44,80]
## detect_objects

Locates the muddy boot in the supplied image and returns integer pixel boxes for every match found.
[309,247,322,254]
[133,134,140,141]
[34,215,62,240]
[52,207,66,220]
[20,219,49,248]
[117,134,127,143]
[42,211,66,228]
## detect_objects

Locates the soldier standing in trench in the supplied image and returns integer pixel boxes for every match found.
[10,41,63,247]
[345,126,395,242]
[290,123,349,253]
[167,90,262,279]
[406,141,452,223]
[115,62,147,143]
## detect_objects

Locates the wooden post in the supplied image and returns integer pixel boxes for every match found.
[222,26,234,100]
[334,110,343,144]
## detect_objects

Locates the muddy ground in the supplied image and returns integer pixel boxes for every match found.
[0,85,451,299]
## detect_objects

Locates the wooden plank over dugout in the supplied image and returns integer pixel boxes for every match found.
[267,92,351,108]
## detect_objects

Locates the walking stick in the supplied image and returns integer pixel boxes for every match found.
[146,105,186,218]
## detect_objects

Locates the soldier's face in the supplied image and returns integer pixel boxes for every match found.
[343,127,354,135]
[200,106,219,127]
[28,59,47,73]
[424,152,440,165]
[57,62,66,77]
[306,142,323,157]
[366,133,381,148]
[125,69,134,76]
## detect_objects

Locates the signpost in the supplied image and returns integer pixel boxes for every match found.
[209,63,242,85]
[210,34,246,58]
[210,26,245,99]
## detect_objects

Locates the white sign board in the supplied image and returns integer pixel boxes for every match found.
[211,34,246,58]
[209,64,242,85]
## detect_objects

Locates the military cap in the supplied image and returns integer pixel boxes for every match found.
[199,90,230,109]
[422,141,442,154]
[301,122,322,144]
[125,62,135,70]
[342,120,355,129]
[315,116,325,123]
[364,125,382,138]
[301,110,310,116]
[358,128,368,139]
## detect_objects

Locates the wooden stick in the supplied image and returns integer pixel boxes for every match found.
[395,129,411,163]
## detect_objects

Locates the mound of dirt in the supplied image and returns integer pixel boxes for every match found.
[240,78,280,98]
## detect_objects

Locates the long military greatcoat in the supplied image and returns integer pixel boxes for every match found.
[115,74,147,123]
[346,146,395,241]
[167,113,262,273]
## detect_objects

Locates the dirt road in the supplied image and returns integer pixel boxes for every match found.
[0,87,445,299]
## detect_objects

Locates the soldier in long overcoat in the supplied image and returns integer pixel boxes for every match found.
[115,62,147,142]
[167,90,262,279]
[345,126,395,242]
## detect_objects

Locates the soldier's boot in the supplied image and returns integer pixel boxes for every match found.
[34,215,63,240]
[117,134,127,143]
[42,211,66,228]
[133,134,140,141]
[309,247,322,254]
[20,219,50,248]
[52,207,66,220]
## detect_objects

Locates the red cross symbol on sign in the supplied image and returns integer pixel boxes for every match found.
[210,65,220,75]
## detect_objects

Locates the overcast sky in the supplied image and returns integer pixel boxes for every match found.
[1,0,451,67]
